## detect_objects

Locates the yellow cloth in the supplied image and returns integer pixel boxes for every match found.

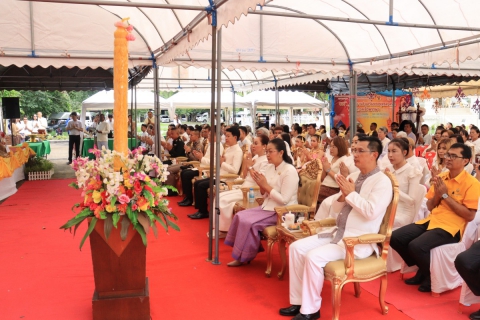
[416,170,480,237]
[0,143,35,181]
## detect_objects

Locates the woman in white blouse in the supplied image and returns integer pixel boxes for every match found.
[385,138,422,228]
[225,138,299,266]
[317,137,349,204]
[210,135,270,239]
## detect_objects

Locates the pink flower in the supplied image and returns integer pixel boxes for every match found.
[126,34,136,41]
[131,204,138,211]
[118,194,131,205]
[126,25,134,32]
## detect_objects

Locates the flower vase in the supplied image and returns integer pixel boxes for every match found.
[88,217,150,320]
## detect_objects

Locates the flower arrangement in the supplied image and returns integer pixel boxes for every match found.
[114,18,136,41]
[61,147,179,250]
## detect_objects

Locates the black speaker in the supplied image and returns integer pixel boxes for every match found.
[2,97,21,119]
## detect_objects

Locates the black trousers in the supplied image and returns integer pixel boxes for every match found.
[68,135,81,162]
[180,169,199,201]
[455,241,480,296]
[390,221,460,278]
[194,178,214,214]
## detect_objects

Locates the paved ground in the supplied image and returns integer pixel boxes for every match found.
[48,141,77,179]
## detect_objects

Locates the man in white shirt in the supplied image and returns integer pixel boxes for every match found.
[178,125,222,208]
[106,114,114,138]
[65,112,83,164]
[19,116,33,141]
[189,126,243,219]
[95,114,110,151]
[279,136,392,320]
[37,112,48,130]
[417,124,432,146]
[377,126,390,160]
[179,124,189,143]
[238,126,252,149]
[144,110,155,125]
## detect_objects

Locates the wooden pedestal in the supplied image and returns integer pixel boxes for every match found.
[92,278,150,320]
[89,219,150,319]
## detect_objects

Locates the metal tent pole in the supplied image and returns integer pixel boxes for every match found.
[275,81,279,125]
[232,88,236,125]
[153,65,161,158]
[349,70,357,142]
[130,83,134,140]
[134,85,138,138]
[391,77,396,124]
[213,28,222,265]
[207,20,217,263]
[22,0,206,10]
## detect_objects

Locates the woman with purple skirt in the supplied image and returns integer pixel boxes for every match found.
[225,138,299,267]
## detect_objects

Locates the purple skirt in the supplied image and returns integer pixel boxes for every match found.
[224,206,277,263]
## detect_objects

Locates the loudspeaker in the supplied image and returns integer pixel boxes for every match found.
[2,97,21,119]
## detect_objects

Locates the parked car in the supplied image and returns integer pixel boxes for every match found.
[160,115,171,123]
[196,112,224,123]
[47,112,71,134]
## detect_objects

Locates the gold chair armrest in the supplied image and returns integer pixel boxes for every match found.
[303,218,336,236]
[340,233,386,278]
[220,174,240,180]
[174,156,188,162]
[356,233,386,244]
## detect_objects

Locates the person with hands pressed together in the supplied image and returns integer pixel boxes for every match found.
[225,138,299,267]
[317,137,349,205]
[187,127,242,219]
[390,143,480,293]
[279,136,392,320]
[65,112,83,165]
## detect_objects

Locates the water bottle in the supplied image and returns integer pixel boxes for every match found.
[248,188,255,203]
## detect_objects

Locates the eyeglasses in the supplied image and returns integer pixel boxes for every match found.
[266,149,278,154]
[445,153,464,160]
[351,148,373,155]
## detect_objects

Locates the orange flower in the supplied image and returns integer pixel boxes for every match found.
[94,205,104,218]
[117,203,127,214]
[84,193,93,205]
[136,196,149,211]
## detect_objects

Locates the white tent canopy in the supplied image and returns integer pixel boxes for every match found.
[80,89,169,125]
[0,0,264,69]
[245,91,326,110]
[162,0,480,91]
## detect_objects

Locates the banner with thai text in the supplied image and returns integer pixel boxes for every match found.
[333,94,410,130]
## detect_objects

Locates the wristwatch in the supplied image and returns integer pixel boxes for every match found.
[442,193,449,200]
[325,168,331,173]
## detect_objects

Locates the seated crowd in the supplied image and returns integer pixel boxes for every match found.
[160,119,480,320]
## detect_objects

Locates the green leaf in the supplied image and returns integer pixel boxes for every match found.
[143,190,154,205]
[152,214,168,232]
[120,217,130,240]
[104,214,113,239]
[137,212,150,235]
[112,213,120,228]
[167,219,180,231]
[126,206,137,226]
[133,223,148,246]
[73,216,87,236]
[99,210,107,220]
[60,213,91,229]
[151,222,158,238]
[71,203,80,213]
[68,182,79,189]
[79,217,97,251]
[110,196,117,205]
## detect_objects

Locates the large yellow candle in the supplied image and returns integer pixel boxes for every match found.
[113,19,129,157]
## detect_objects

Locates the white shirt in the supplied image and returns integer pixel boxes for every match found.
[420,133,432,146]
[37,117,47,129]
[322,155,347,188]
[200,142,224,167]
[220,144,243,175]
[469,139,480,155]
[20,122,32,135]
[379,137,390,160]
[261,161,299,211]
[406,156,430,186]
[65,120,83,135]
[140,131,149,148]
[386,162,422,228]
[181,132,189,143]
[241,155,270,188]
[238,138,252,149]
[96,121,110,142]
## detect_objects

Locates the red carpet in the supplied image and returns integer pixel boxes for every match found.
[0,179,418,319]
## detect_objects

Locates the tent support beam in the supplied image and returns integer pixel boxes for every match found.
[29,2,36,56]
[153,65,161,158]
[207,23,217,263]
[213,28,222,266]
[248,10,480,32]
[21,0,206,11]
[349,70,357,142]
[389,0,394,23]
[232,88,236,125]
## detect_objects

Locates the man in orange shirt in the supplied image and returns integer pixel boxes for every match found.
[391,143,480,292]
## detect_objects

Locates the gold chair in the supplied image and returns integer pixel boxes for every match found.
[263,159,323,277]
[303,171,399,320]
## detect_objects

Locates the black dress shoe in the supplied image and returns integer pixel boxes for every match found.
[178,200,193,207]
[404,271,425,285]
[291,310,320,320]
[279,305,301,316]
[189,211,209,219]
[469,309,480,320]
[418,278,432,292]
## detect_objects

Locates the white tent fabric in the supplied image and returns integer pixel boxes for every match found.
[166,91,250,109]
[245,91,326,110]
[162,0,480,91]
[0,0,264,69]
[80,89,169,126]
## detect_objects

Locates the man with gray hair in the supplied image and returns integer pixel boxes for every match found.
[377,126,390,160]
[256,127,270,137]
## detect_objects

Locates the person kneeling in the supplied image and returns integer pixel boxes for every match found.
[279,136,392,320]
